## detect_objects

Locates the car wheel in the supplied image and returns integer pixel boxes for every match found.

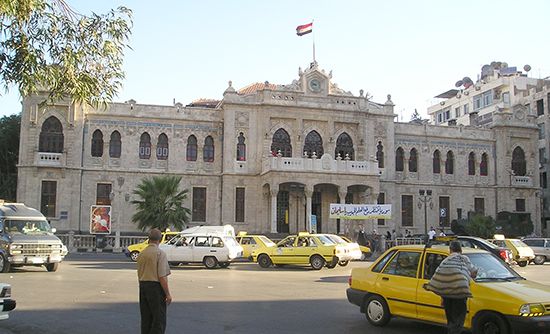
[474,313,509,334]
[130,251,140,262]
[338,260,349,267]
[365,295,391,327]
[533,255,546,265]
[219,262,230,268]
[45,263,59,272]
[257,254,272,268]
[168,262,181,267]
[203,256,218,269]
[310,255,325,270]
[0,254,11,273]
[517,261,528,267]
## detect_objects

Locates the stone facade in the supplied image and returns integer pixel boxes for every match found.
[17,62,542,236]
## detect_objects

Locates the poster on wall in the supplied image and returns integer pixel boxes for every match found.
[329,204,392,220]
[90,205,112,234]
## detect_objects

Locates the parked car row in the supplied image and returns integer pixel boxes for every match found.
[124,228,371,270]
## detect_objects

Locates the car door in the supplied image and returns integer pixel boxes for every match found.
[273,236,297,264]
[192,236,211,262]
[168,235,193,262]
[375,250,422,319]
[416,251,448,324]
[293,236,318,264]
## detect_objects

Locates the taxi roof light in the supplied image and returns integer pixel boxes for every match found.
[494,234,505,240]
[237,231,248,236]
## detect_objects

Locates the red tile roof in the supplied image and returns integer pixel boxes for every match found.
[186,98,220,108]
[238,82,278,95]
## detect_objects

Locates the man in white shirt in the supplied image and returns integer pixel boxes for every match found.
[428,227,436,240]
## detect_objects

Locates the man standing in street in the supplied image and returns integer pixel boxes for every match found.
[428,226,436,241]
[424,241,477,334]
[137,228,172,334]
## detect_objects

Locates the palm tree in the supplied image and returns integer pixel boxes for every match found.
[131,175,191,231]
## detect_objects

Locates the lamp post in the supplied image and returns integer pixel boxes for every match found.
[418,189,432,237]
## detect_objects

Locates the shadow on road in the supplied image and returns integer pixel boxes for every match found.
[0,300,443,334]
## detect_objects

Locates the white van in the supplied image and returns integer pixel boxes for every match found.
[159,232,243,269]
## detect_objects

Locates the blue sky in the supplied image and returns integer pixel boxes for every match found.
[1,0,549,121]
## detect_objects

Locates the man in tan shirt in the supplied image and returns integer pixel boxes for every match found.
[137,228,172,334]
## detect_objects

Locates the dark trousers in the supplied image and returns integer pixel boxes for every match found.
[139,281,167,334]
[443,297,467,334]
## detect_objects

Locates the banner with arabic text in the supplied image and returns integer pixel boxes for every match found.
[329,204,391,220]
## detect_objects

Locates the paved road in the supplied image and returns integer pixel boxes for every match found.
[0,254,549,334]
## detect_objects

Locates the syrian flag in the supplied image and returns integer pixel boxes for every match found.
[296,22,313,36]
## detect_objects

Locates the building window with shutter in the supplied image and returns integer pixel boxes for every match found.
[474,198,485,215]
[139,133,151,159]
[192,187,206,222]
[377,193,385,226]
[96,183,112,205]
[235,187,245,222]
[91,129,104,157]
[40,181,57,217]
[109,131,122,158]
[401,195,413,226]
[515,199,526,212]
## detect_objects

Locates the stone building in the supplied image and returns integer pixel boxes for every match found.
[17,62,542,236]
[428,61,548,233]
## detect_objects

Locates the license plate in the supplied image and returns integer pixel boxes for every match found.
[28,257,44,264]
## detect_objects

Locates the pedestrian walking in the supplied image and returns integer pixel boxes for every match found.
[137,228,172,334]
[423,241,478,334]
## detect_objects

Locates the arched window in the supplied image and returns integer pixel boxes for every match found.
[156,133,169,160]
[304,130,323,157]
[512,146,526,176]
[445,151,454,174]
[39,116,64,153]
[409,148,418,172]
[376,141,384,168]
[109,131,121,158]
[396,147,404,172]
[468,152,476,175]
[236,133,246,161]
[271,128,292,157]
[139,133,151,159]
[480,153,488,176]
[91,129,103,157]
[187,135,197,161]
[203,136,215,162]
[433,150,441,174]
[335,132,354,160]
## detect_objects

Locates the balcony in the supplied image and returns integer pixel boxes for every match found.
[36,152,63,167]
[262,156,379,175]
[511,176,533,187]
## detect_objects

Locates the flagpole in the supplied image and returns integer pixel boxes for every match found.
[312,19,316,63]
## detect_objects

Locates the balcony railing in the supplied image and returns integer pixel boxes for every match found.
[262,156,379,175]
[37,152,63,166]
[511,176,533,187]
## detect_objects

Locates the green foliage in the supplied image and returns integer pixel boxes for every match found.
[131,176,191,232]
[0,0,132,108]
[496,211,534,238]
[450,218,467,235]
[410,109,424,124]
[0,114,20,201]
[465,214,496,239]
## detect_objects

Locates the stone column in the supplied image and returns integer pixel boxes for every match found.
[270,184,279,233]
[338,189,348,236]
[305,186,313,232]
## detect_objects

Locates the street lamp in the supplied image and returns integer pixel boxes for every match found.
[418,189,433,238]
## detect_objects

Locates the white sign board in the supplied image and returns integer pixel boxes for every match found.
[329,204,392,220]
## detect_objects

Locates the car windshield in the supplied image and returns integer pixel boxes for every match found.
[316,235,336,245]
[511,240,529,248]
[465,253,522,281]
[4,220,52,234]
[327,235,346,243]
[258,236,276,247]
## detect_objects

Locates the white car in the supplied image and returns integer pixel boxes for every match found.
[322,234,362,264]
[160,232,243,269]
[0,283,16,320]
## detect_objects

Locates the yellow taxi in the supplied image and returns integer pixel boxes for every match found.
[236,232,276,260]
[251,232,346,270]
[124,231,180,262]
[489,235,535,267]
[347,244,550,333]
[341,236,372,261]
